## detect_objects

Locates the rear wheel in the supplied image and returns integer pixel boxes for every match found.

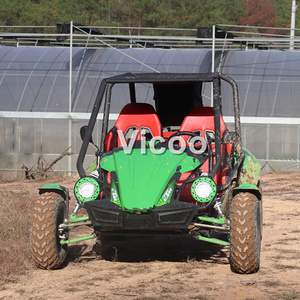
[30,192,67,269]
[229,192,262,274]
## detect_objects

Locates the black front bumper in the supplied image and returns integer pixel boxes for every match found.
[84,199,198,231]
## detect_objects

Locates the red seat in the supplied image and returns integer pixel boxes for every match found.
[177,107,230,203]
[105,103,162,151]
[179,107,227,144]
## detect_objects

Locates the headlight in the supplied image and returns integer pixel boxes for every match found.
[191,177,216,203]
[74,177,100,203]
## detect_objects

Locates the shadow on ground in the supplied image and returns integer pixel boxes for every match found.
[65,232,229,266]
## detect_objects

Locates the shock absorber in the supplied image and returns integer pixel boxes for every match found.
[214,198,224,217]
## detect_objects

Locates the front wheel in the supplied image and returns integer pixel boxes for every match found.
[30,192,67,269]
[229,192,262,274]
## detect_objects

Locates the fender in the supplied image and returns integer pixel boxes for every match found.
[232,183,262,200]
[38,183,69,201]
[233,149,262,199]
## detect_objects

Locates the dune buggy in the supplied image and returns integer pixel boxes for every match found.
[30,72,262,274]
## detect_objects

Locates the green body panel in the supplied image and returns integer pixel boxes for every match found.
[232,183,262,199]
[110,179,122,206]
[101,148,200,211]
[39,183,61,190]
[239,148,260,186]
[156,181,176,207]
[232,149,261,198]
[233,183,259,191]
[38,183,67,197]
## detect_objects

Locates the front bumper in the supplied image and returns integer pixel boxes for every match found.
[84,199,198,231]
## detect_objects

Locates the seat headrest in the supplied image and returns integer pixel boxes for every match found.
[119,103,157,115]
[115,103,162,139]
[180,107,227,134]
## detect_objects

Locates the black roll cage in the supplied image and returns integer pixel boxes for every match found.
[77,72,242,179]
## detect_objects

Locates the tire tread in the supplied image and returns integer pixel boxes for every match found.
[30,192,66,270]
[229,192,261,274]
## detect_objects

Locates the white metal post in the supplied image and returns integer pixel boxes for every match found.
[266,124,270,172]
[211,25,215,107]
[290,0,297,50]
[212,25,215,73]
[297,125,300,171]
[68,21,73,175]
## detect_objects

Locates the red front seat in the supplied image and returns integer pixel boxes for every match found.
[178,107,230,203]
[179,107,227,145]
[105,103,162,151]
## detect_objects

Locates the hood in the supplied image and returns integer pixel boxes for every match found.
[100,147,200,211]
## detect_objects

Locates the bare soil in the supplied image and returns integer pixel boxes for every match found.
[0,172,300,300]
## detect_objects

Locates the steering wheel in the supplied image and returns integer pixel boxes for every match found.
[154,131,204,150]
[167,131,199,140]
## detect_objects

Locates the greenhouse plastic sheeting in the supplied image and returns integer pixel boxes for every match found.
[1,46,300,117]
[0,46,212,113]
[220,50,300,117]
[1,46,300,173]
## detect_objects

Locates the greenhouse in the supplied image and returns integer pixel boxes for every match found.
[1,32,300,174]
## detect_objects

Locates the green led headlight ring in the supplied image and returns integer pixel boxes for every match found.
[191,177,217,203]
[74,177,100,202]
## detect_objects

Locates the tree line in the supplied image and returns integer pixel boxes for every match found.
[0,0,297,35]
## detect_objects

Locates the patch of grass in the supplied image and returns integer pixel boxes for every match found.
[189,296,209,300]
[131,296,159,300]
[0,171,24,182]
[174,258,209,273]
[160,286,173,293]
[274,264,300,270]
[270,291,300,300]
[290,255,300,260]
[0,189,33,239]
[0,188,36,284]
[273,254,300,260]
[274,239,289,245]
[63,287,82,293]
[16,288,25,294]
[0,176,79,284]
[262,222,275,227]
[273,248,300,254]
[261,280,280,287]
[115,262,149,272]
[272,254,285,260]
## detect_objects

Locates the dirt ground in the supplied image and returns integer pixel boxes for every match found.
[0,171,300,300]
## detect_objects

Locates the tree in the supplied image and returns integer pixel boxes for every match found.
[273,0,299,29]
[0,0,296,35]
[239,0,278,34]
